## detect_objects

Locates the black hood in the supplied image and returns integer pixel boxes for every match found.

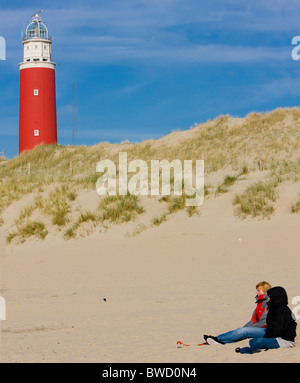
[267,286,288,309]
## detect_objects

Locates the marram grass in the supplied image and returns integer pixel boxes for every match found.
[2,107,300,243]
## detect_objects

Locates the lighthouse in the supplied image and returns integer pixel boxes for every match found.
[19,11,57,154]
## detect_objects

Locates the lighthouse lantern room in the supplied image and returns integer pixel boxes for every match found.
[19,11,57,154]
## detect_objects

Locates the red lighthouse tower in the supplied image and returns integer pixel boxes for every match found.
[19,11,57,154]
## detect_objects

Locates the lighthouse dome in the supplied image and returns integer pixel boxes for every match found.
[26,21,49,39]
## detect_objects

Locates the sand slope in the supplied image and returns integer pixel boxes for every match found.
[1,172,299,363]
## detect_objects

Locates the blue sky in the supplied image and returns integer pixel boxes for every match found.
[1,0,300,158]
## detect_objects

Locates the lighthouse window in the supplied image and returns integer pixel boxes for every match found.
[34,130,39,137]
[34,89,39,96]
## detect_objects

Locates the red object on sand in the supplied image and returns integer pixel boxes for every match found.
[177,340,209,347]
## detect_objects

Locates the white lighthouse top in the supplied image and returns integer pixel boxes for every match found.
[22,11,51,42]
[20,11,56,70]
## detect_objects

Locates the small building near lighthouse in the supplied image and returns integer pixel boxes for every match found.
[19,11,57,154]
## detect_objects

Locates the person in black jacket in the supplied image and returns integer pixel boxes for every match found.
[237,286,297,354]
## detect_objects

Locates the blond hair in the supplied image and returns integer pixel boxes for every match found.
[256,281,272,293]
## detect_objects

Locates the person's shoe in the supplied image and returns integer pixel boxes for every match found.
[235,347,241,353]
[203,335,224,345]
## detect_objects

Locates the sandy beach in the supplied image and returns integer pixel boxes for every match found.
[2,1,300,367]
[1,168,299,363]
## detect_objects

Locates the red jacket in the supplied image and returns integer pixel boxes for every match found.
[244,294,268,328]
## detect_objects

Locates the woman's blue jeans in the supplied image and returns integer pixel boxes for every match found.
[239,337,280,354]
[217,326,266,343]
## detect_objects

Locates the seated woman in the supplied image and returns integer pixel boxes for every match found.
[203,281,271,345]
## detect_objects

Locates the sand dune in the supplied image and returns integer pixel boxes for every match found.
[1,170,299,363]
[1,108,300,363]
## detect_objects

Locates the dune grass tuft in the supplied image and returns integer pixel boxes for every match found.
[152,213,167,226]
[233,180,278,219]
[99,194,144,223]
[7,220,48,244]
[291,196,300,214]
[168,194,186,213]
[215,166,249,195]
[64,210,100,240]
[36,185,77,227]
